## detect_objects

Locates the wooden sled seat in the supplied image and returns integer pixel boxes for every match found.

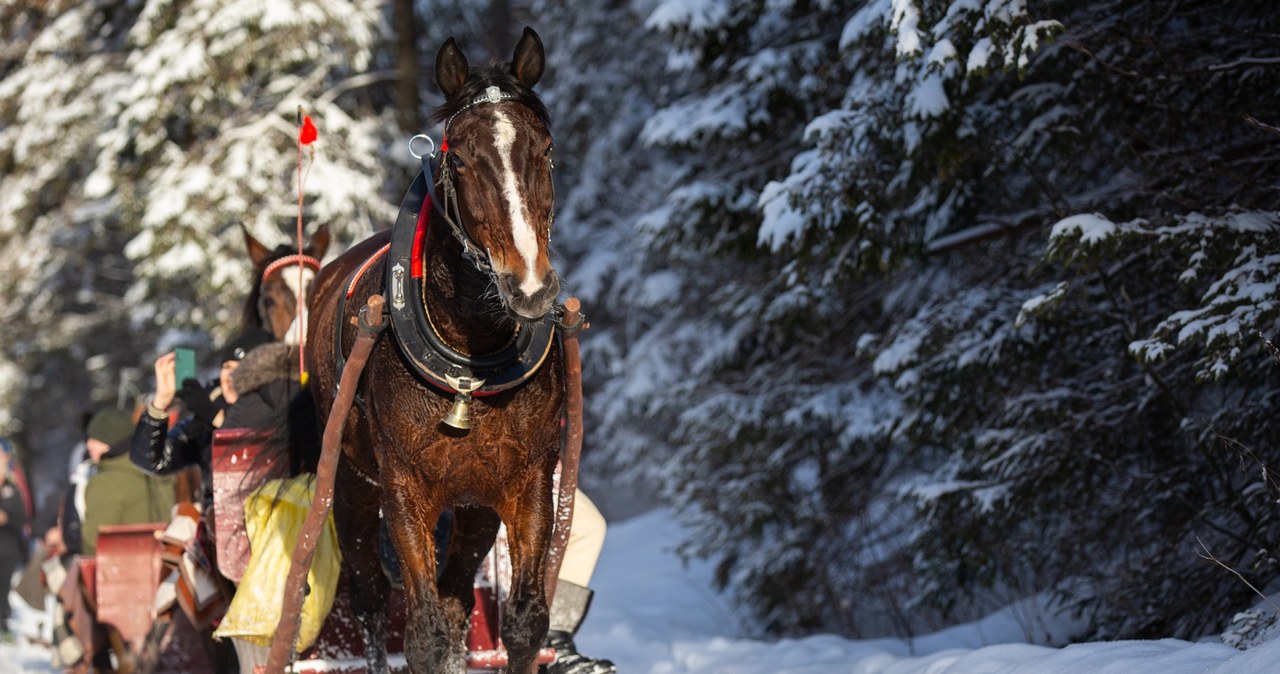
[60,556,97,662]
[95,523,167,655]
[68,524,210,674]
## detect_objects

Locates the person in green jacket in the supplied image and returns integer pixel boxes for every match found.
[44,407,176,674]
[58,408,175,556]
[84,407,176,555]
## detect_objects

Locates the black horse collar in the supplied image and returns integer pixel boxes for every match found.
[384,170,556,397]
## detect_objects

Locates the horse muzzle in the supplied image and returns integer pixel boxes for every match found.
[497,269,560,321]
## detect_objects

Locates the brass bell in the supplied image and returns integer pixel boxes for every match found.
[442,396,472,430]
[442,376,485,431]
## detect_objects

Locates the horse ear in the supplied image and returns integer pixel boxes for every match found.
[242,224,272,266]
[510,26,544,89]
[436,37,469,100]
[307,224,331,260]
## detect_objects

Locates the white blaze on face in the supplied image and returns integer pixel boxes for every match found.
[492,110,543,297]
[281,265,316,345]
[284,317,306,346]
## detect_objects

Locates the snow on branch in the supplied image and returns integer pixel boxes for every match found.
[1206,56,1280,72]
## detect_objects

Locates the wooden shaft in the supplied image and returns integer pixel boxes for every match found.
[265,295,386,674]
[545,297,585,603]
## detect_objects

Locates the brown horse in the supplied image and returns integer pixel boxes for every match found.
[304,28,564,674]
[241,224,330,342]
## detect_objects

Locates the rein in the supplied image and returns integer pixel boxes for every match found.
[419,137,495,278]
[419,148,488,278]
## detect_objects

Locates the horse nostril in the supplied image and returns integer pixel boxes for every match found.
[496,272,517,294]
[543,270,560,298]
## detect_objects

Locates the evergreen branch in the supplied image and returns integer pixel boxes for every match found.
[1218,433,1280,497]
[1259,332,1280,366]
[318,70,401,107]
[925,222,1016,255]
[1057,38,1141,78]
[1092,259,1268,542]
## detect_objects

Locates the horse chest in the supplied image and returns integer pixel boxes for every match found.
[370,383,557,461]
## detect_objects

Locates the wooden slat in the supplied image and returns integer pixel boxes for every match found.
[95,523,165,651]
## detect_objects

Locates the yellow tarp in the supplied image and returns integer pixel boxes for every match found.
[213,475,341,652]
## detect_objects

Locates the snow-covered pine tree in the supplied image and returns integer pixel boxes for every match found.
[574,0,1280,641]
[523,0,688,518]
[0,0,400,467]
[579,0,975,635]
[834,0,1280,639]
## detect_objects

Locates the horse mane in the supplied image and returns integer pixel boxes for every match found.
[241,244,300,330]
[429,64,550,129]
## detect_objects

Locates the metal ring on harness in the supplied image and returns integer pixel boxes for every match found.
[408,134,436,159]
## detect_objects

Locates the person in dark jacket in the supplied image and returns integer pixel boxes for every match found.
[222,338,304,430]
[0,439,28,637]
[132,328,274,674]
[132,327,274,510]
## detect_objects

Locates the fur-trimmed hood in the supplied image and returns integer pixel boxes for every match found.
[229,342,300,396]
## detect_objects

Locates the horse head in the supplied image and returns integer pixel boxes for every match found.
[432,27,560,322]
[242,224,330,343]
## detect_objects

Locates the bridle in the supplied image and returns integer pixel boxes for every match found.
[261,253,322,283]
[257,253,322,323]
[411,85,556,284]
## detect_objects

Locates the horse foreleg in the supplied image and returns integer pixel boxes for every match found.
[437,506,501,647]
[382,475,458,674]
[334,460,390,674]
[497,478,556,674]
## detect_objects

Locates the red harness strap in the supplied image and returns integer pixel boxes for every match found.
[346,192,433,298]
[345,243,391,298]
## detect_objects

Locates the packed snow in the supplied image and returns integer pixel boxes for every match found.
[4,507,1279,673]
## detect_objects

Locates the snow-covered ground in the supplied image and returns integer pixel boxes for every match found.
[4,508,1280,673]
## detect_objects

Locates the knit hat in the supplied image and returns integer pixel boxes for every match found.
[220,326,274,364]
[86,408,134,448]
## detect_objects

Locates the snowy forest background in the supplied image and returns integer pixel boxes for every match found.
[2,0,1279,648]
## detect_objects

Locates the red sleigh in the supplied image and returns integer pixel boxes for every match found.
[211,428,553,673]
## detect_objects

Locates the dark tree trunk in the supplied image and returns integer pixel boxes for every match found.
[484,0,512,59]
[393,0,421,132]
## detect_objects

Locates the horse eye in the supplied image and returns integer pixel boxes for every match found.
[449,153,466,169]
[262,297,275,308]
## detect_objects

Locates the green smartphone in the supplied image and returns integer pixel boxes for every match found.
[174,347,197,387]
